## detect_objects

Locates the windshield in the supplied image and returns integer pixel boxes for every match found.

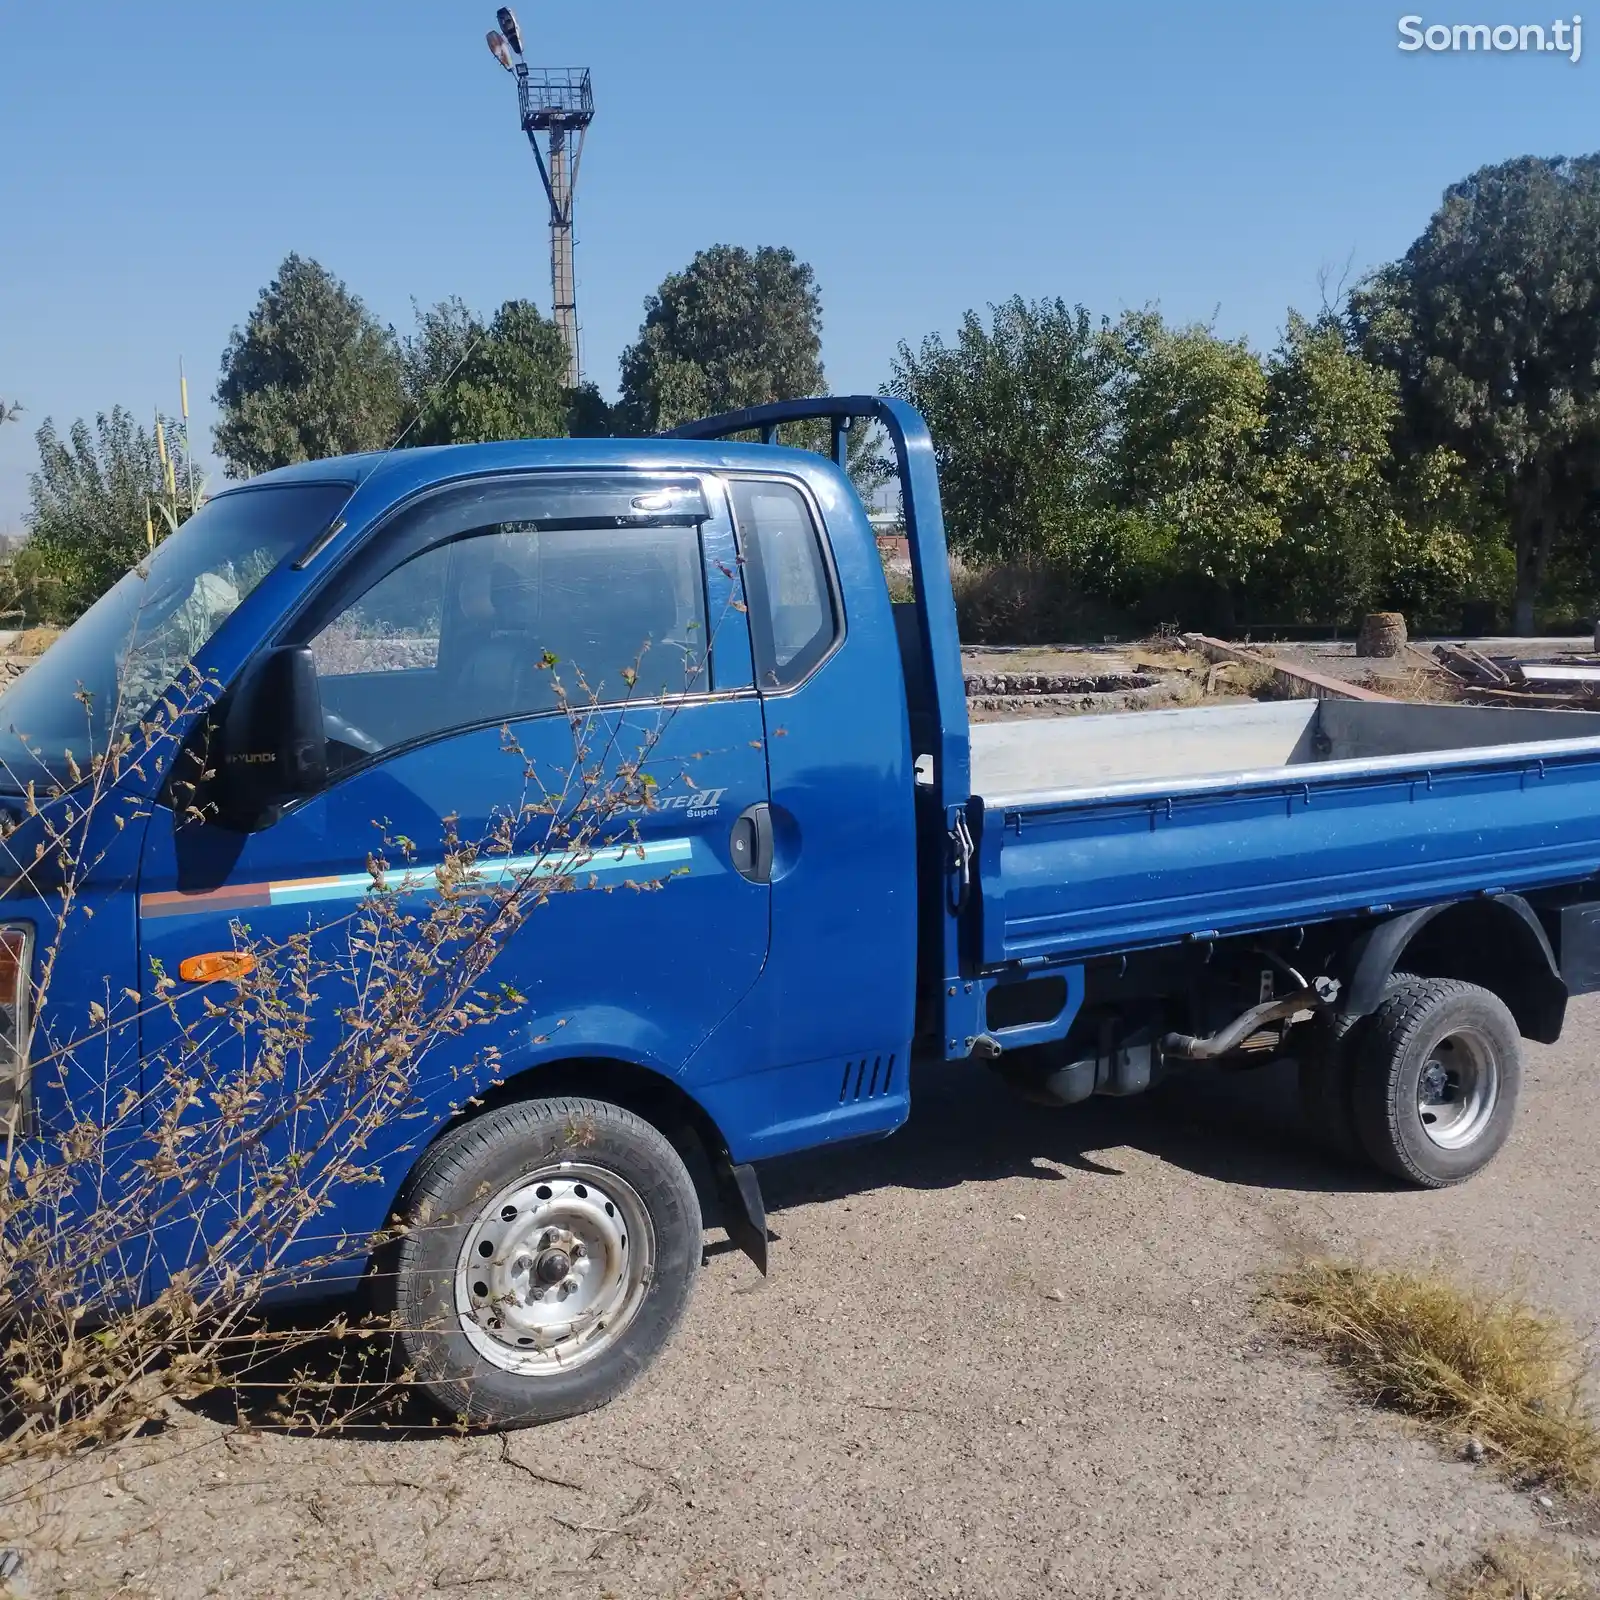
[0,482,350,787]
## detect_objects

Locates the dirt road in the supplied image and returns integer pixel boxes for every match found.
[16,1002,1600,1599]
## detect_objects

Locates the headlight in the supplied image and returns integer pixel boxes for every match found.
[0,925,34,1132]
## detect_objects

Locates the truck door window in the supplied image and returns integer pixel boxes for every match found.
[728,479,839,691]
[308,516,708,770]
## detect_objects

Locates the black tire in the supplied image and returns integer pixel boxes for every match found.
[1297,1011,1369,1165]
[1297,974,1410,1166]
[376,1096,702,1427]
[1349,977,1521,1188]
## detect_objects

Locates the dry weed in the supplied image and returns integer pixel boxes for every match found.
[10,627,60,658]
[1269,1260,1600,1498]
[1434,1537,1598,1600]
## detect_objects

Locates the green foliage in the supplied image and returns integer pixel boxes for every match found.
[214,253,406,478]
[403,298,572,447]
[0,400,22,427]
[23,408,194,622]
[1385,447,1514,628]
[566,381,615,438]
[617,245,824,433]
[1252,311,1403,622]
[35,153,1600,635]
[1101,309,1279,604]
[888,297,1112,566]
[1358,156,1600,631]
[894,265,1566,634]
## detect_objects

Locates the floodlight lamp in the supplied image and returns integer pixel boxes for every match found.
[486,28,514,70]
[496,7,524,53]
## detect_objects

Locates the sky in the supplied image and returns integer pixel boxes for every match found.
[1,0,1595,530]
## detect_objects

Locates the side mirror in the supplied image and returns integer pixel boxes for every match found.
[216,645,328,828]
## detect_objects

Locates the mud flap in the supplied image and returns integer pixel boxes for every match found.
[713,1156,769,1276]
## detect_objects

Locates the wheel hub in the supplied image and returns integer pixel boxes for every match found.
[1419,1061,1450,1103]
[1415,1029,1500,1151]
[534,1246,573,1286]
[454,1164,655,1376]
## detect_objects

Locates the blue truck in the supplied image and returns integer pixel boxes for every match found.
[5,395,1600,1426]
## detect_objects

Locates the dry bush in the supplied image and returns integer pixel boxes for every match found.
[1434,1538,1599,1600]
[10,629,60,659]
[0,632,716,1472]
[1270,1260,1600,1498]
[1351,663,1461,703]
[950,561,1133,646]
[1214,659,1280,700]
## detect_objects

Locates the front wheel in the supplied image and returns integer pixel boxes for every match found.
[378,1095,703,1427]
[1349,978,1522,1188]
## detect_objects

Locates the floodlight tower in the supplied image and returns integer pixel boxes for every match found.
[487,8,594,388]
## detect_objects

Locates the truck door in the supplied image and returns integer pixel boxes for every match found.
[687,470,920,1159]
[135,472,770,1285]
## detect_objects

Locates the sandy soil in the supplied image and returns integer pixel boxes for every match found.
[10,1000,1599,1600]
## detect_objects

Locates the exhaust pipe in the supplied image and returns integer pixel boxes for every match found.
[1160,985,1324,1061]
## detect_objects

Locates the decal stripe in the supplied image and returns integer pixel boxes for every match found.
[139,837,697,921]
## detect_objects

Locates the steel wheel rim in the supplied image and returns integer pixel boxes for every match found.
[1416,1027,1500,1150]
[454,1163,655,1376]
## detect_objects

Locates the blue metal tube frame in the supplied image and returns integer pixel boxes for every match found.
[662,396,971,810]
[664,397,976,1050]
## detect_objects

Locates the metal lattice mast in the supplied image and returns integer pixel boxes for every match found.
[488,13,593,389]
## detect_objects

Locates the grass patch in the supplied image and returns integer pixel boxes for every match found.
[12,625,61,657]
[1435,1538,1598,1600]
[1270,1260,1600,1498]
[1217,659,1281,700]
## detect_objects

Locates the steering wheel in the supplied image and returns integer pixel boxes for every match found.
[322,708,384,756]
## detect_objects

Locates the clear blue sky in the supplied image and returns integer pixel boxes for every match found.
[1,0,1594,529]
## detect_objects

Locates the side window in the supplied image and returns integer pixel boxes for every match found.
[311,551,442,679]
[307,515,708,766]
[729,479,839,691]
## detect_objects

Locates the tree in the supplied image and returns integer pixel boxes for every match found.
[566,382,614,438]
[24,409,193,620]
[616,245,824,432]
[0,400,21,427]
[887,297,1112,565]
[1101,310,1278,623]
[403,297,572,446]
[1379,446,1512,628]
[1355,156,1600,633]
[214,254,406,478]
[1254,311,1403,622]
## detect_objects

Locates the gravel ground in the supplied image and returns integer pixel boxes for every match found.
[10,1004,1600,1600]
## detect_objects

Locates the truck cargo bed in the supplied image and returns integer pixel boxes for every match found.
[971,698,1600,803]
[970,699,1600,968]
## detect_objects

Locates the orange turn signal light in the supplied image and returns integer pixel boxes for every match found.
[178,951,257,984]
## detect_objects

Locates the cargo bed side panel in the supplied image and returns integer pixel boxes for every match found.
[979,752,1600,967]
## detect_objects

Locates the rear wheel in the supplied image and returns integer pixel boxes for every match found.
[1296,1012,1368,1165]
[1297,974,1409,1166]
[1349,978,1521,1188]
[379,1095,702,1427]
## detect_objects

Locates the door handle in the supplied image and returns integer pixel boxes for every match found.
[729,803,774,884]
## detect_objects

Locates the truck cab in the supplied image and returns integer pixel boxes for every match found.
[0,405,960,1426]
